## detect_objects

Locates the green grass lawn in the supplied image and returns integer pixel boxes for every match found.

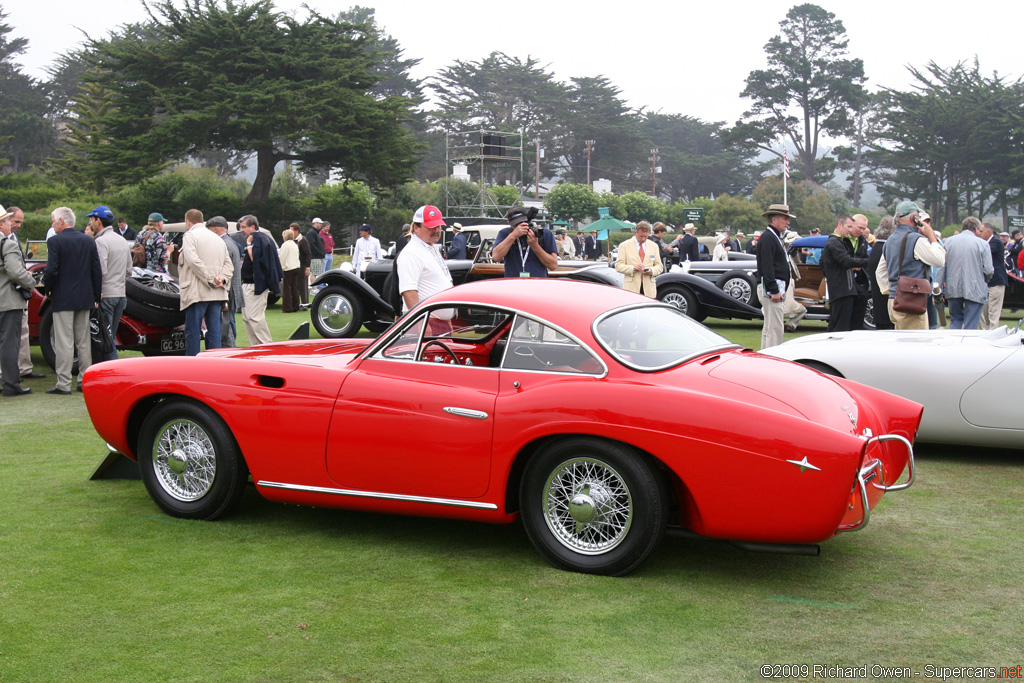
[2,303,1022,682]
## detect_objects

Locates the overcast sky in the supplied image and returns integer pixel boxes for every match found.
[9,0,1023,135]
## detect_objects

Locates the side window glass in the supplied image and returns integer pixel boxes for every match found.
[375,306,513,367]
[378,316,424,360]
[502,317,601,374]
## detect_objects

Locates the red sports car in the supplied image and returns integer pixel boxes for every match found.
[83,279,922,576]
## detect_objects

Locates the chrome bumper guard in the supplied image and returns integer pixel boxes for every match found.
[839,434,915,534]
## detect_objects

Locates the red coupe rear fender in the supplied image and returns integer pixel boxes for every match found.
[833,378,923,531]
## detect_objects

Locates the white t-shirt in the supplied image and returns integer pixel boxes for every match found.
[397,234,453,312]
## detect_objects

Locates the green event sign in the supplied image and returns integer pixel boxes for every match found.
[1009,216,1024,229]
[683,208,705,224]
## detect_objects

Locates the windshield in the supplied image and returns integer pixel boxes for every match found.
[594,305,739,371]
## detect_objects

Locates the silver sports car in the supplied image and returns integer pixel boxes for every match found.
[763,324,1024,449]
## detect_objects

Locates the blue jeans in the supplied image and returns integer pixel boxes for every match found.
[947,298,984,330]
[98,297,126,362]
[185,300,223,356]
[323,254,333,273]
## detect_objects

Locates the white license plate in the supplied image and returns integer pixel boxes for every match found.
[161,333,185,352]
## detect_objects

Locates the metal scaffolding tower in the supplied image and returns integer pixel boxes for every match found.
[445,129,523,222]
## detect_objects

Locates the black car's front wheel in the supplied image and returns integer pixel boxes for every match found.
[138,400,249,520]
[311,285,365,338]
[520,438,668,576]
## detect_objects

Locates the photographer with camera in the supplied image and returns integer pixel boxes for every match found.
[1,204,39,396]
[875,201,945,330]
[491,207,557,278]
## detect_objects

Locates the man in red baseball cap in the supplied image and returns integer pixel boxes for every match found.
[397,205,453,313]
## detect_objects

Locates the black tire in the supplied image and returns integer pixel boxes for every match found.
[364,320,392,335]
[125,297,186,327]
[798,360,844,378]
[138,400,249,520]
[126,275,180,309]
[715,271,757,307]
[659,284,705,322]
[311,284,365,338]
[38,308,103,375]
[520,438,668,576]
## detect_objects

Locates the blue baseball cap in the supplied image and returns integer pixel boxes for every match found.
[148,212,167,222]
[87,206,115,220]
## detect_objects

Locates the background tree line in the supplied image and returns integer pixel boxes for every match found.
[2,1,1023,241]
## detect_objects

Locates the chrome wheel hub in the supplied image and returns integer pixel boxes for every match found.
[544,458,632,554]
[153,419,217,502]
[318,295,354,334]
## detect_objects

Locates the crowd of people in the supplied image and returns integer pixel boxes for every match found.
[0,205,310,397]
[4,198,1023,398]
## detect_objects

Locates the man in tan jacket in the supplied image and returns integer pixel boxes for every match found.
[178,209,232,356]
[615,221,663,298]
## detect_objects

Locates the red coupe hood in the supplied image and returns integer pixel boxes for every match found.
[201,339,371,362]
[708,353,862,434]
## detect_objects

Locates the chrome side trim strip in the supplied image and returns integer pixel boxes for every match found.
[257,480,499,510]
[443,406,489,420]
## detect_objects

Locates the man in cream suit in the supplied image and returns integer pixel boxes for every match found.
[615,221,663,298]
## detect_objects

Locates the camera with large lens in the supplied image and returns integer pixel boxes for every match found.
[507,206,542,239]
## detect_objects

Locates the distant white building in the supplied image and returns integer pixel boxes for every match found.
[593,178,612,193]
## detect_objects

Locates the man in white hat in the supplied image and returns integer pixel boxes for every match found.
[756,204,796,349]
[446,223,468,260]
[306,218,325,281]
[673,223,700,263]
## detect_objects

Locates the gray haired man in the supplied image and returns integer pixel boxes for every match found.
[206,216,243,347]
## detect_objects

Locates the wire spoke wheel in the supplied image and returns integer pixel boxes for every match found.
[138,400,248,520]
[520,438,667,575]
[721,276,752,303]
[152,418,217,502]
[543,458,632,554]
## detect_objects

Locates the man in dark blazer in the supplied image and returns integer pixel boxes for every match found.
[755,204,796,350]
[585,230,604,260]
[43,207,102,394]
[676,223,701,263]
[979,222,1007,330]
[574,232,586,257]
[115,217,136,241]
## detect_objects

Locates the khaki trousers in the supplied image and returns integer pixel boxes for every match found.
[979,285,1004,330]
[241,283,273,346]
[19,310,32,374]
[887,300,928,330]
[53,309,92,391]
[758,284,786,350]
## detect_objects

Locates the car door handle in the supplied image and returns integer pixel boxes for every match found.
[443,407,489,420]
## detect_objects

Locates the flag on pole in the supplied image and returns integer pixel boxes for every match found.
[782,146,789,206]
